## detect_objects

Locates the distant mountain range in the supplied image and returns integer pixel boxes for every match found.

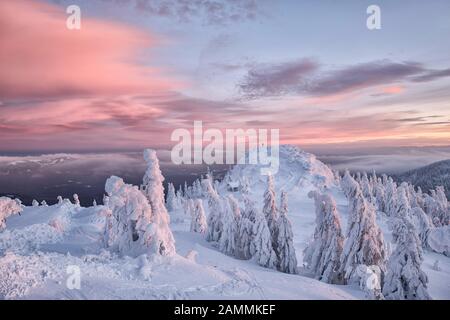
[394,159,450,198]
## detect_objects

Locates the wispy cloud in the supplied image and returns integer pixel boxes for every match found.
[238,59,450,99]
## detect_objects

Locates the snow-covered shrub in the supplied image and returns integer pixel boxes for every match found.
[41,200,48,206]
[32,200,39,207]
[73,194,80,207]
[304,191,344,283]
[57,196,63,205]
[383,218,431,300]
[275,191,298,274]
[355,264,384,300]
[104,175,175,257]
[190,199,207,234]
[0,197,23,231]
[340,175,386,283]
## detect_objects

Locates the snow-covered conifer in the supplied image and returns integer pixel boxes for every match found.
[304,191,344,283]
[275,191,298,274]
[57,196,63,205]
[141,149,176,255]
[104,175,175,256]
[340,175,386,283]
[203,179,223,242]
[383,218,431,300]
[41,200,48,206]
[166,182,177,212]
[236,197,257,259]
[93,199,97,207]
[32,199,39,207]
[251,206,277,269]
[263,174,278,246]
[218,195,240,256]
[190,199,207,234]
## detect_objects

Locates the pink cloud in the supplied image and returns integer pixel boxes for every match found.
[0,0,177,99]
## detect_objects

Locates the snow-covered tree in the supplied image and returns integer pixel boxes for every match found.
[104,175,175,256]
[236,197,257,260]
[373,178,386,213]
[141,149,176,255]
[341,170,356,198]
[384,177,398,216]
[340,175,386,283]
[240,176,251,196]
[93,199,97,207]
[41,200,48,206]
[57,196,63,205]
[190,199,207,234]
[263,174,278,247]
[218,195,240,256]
[275,191,298,274]
[32,199,39,207]
[304,191,344,284]
[361,173,375,204]
[166,182,177,212]
[410,207,433,248]
[251,205,277,269]
[73,194,80,207]
[0,197,23,231]
[203,178,224,242]
[383,218,431,300]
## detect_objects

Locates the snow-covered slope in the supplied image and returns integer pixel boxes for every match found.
[0,145,449,300]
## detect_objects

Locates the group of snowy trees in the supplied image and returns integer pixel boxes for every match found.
[311,170,446,300]
[184,174,298,274]
[0,197,23,231]
[102,149,176,257]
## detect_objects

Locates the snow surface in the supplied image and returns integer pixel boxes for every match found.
[0,146,448,300]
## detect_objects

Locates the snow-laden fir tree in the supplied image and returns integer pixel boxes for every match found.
[304,191,344,284]
[341,170,355,198]
[218,195,240,256]
[410,206,433,248]
[203,178,223,242]
[73,194,80,207]
[104,176,175,256]
[251,204,277,269]
[57,196,63,205]
[190,199,207,234]
[373,177,386,213]
[0,197,23,231]
[275,191,298,274]
[392,183,412,220]
[430,186,449,226]
[361,173,375,204]
[383,218,431,300]
[236,197,257,260]
[166,182,177,212]
[41,200,48,206]
[340,174,386,283]
[240,176,251,196]
[263,174,278,247]
[32,199,39,207]
[141,149,176,255]
[384,177,398,216]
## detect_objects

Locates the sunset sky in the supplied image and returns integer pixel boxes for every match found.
[1,0,449,152]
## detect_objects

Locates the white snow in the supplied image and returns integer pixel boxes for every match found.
[0,145,448,300]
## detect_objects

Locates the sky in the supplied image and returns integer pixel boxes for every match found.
[0,0,449,153]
